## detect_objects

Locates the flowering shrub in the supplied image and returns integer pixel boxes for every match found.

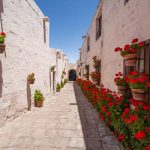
[0,32,6,44]
[90,71,101,81]
[76,78,150,150]
[114,72,128,86]
[114,38,144,56]
[126,71,149,90]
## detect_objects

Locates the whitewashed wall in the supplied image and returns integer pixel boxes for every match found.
[0,0,52,126]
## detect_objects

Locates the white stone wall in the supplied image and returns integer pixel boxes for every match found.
[79,0,150,91]
[0,0,52,126]
[80,1,102,80]
[101,0,150,90]
[55,50,69,84]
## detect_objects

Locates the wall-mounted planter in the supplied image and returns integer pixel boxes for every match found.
[131,89,145,101]
[28,78,35,84]
[0,43,6,53]
[27,73,35,84]
[123,53,137,66]
[117,85,128,95]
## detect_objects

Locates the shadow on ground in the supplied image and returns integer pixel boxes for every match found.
[73,82,123,150]
[73,82,103,150]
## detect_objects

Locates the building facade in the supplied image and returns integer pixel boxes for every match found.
[78,0,150,102]
[0,0,69,127]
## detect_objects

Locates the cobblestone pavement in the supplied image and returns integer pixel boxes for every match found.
[0,82,124,150]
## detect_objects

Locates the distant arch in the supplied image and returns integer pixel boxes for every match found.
[68,69,76,81]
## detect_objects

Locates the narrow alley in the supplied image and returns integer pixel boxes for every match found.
[0,82,123,150]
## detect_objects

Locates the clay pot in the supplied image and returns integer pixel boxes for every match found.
[117,85,128,95]
[0,43,6,53]
[35,100,43,107]
[28,78,35,84]
[117,85,128,91]
[93,80,99,85]
[131,89,145,101]
[123,53,137,66]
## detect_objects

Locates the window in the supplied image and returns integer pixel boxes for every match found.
[124,0,129,5]
[43,19,46,43]
[123,39,150,104]
[85,65,90,80]
[96,16,102,40]
[87,36,90,52]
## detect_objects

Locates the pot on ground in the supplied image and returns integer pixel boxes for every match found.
[34,100,43,107]
[117,85,128,95]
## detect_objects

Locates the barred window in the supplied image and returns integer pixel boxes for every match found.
[123,39,150,104]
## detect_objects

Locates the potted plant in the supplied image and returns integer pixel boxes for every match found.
[27,73,35,84]
[0,32,6,53]
[56,82,61,92]
[90,71,101,85]
[126,71,149,101]
[50,65,56,72]
[92,56,99,68]
[114,72,128,94]
[34,90,44,107]
[114,38,144,66]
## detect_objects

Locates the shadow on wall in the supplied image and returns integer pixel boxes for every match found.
[0,60,3,97]
[0,0,4,31]
[27,82,32,110]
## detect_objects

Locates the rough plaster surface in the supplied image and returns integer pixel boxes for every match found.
[79,0,150,90]
[0,0,61,127]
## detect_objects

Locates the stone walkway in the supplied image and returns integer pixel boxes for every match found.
[0,82,123,150]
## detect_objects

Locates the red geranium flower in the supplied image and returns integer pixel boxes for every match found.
[139,42,144,47]
[0,32,6,37]
[143,105,150,111]
[124,44,130,51]
[144,145,150,150]
[117,134,125,142]
[145,127,150,133]
[132,38,139,43]
[134,130,145,141]
[147,82,150,88]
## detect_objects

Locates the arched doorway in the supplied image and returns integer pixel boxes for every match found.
[68,69,76,81]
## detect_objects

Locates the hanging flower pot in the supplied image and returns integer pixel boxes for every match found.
[0,32,6,54]
[0,43,6,53]
[123,53,137,66]
[27,73,35,84]
[114,38,144,67]
[114,72,128,95]
[126,71,149,101]
[131,89,145,101]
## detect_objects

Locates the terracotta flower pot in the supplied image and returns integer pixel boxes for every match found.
[93,80,99,85]
[35,100,43,107]
[123,53,137,66]
[131,89,145,101]
[117,85,128,91]
[28,78,35,84]
[56,89,60,92]
[0,43,6,53]
[117,85,128,95]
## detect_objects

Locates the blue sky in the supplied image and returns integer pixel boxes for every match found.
[35,0,99,63]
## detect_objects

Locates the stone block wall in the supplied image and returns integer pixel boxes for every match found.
[0,0,52,127]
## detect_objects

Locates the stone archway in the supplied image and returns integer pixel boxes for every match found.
[68,69,76,81]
